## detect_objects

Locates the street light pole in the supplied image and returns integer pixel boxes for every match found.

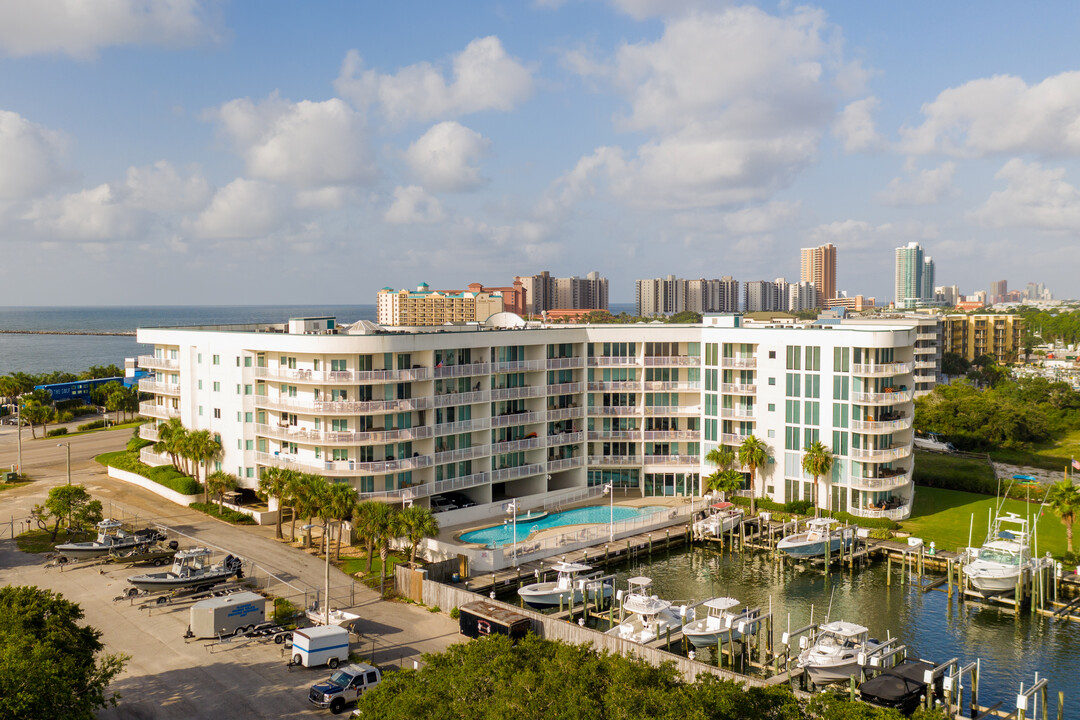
[507,500,518,563]
[58,442,70,485]
[604,483,613,542]
[15,396,22,475]
[323,523,330,627]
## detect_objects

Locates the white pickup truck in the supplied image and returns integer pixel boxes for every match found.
[308,663,382,714]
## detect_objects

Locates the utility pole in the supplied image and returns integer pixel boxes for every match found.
[15,396,22,476]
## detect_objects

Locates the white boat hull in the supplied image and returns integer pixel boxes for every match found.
[683,627,742,648]
[519,585,612,608]
[803,659,863,685]
[964,565,1021,594]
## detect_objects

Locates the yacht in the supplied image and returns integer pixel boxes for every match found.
[692,501,744,538]
[605,577,693,645]
[777,519,853,558]
[517,561,613,608]
[797,621,885,685]
[682,597,759,649]
[55,519,165,560]
[127,548,243,592]
[962,512,1034,594]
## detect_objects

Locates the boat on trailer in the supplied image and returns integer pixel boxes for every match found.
[126,548,243,592]
[55,519,165,560]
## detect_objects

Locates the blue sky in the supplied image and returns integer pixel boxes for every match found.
[2,0,1079,305]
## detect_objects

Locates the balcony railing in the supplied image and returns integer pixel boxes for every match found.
[253,423,433,445]
[643,455,699,465]
[588,455,644,466]
[589,406,640,416]
[138,379,181,395]
[587,356,640,366]
[490,463,545,482]
[433,362,492,378]
[720,357,756,369]
[546,406,584,421]
[138,355,179,370]
[547,456,585,472]
[433,418,491,437]
[433,390,489,407]
[490,385,547,401]
[490,410,547,428]
[490,437,546,455]
[400,472,490,500]
[850,445,911,462]
[643,356,700,366]
[588,430,639,440]
[546,357,585,369]
[490,359,547,373]
[914,345,937,355]
[851,362,913,376]
[546,382,585,395]
[643,430,699,440]
[721,433,752,445]
[643,380,701,391]
[254,367,431,383]
[720,407,755,419]
[851,416,913,433]
[851,390,913,405]
[643,405,701,416]
[139,402,179,419]
[255,451,432,476]
[847,503,911,521]
[915,360,937,370]
[587,381,639,391]
[433,445,491,465]
[547,431,584,446]
[254,396,432,414]
[847,472,912,491]
[139,424,160,442]
[720,383,756,395]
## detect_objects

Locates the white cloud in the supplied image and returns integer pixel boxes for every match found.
[0,0,218,58]
[294,186,353,210]
[23,184,136,240]
[608,0,715,20]
[970,159,1080,232]
[211,94,374,188]
[405,121,490,192]
[335,36,533,123]
[834,97,883,153]
[194,178,285,239]
[123,160,210,212]
[877,161,956,206]
[0,110,68,201]
[901,71,1080,157]
[384,185,446,224]
[720,201,802,235]
[807,218,939,252]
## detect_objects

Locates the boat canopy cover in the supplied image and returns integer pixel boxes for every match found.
[710,502,735,510]
[704,597,741,611]
[97,519,123,530]
[806,518,838,529]
[175,547,212,560]
[818,621,868,637]
[551,561,593,573]
[627,576,652,587]
[860,660,934,704]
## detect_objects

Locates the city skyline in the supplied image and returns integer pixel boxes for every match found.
[2,3,1080,304]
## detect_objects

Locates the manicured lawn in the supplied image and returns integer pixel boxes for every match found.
[339,553,405,579]
[15,528,89,554]
[900,486,1069,558]
[914,451,996,490]
[987,428,1080,471]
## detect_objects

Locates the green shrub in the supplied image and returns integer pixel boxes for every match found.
[429,606,441,613]
[95,448,201,496]
[46,428,68,437]
[190,502,256,525]
[831,511,899,531]
[784,500,814,515]
[55,411,73,423]
[127,437,152,452]
[273,598,297,624]
[78,420,107,431]
[449,607,460,620]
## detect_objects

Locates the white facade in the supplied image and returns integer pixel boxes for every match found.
[137,316,917,524]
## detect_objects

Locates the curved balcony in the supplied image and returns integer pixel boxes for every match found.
[433,418,491,437]
[850,444,911,463]
[848,503,911,521]
[254,367,431,384]
[433,363,491,379]
[546,357,585,369]
[588,455,643,466]
[588,356,640,367]
[851,416,913,433]
[720,383,756,395]
[644,356,700,367]
[139,424,160,442]
[852,362,913,377]
[139,402,179,419]
[721,357,756,369]
[590,406,640,416]
[433,390,489,407]
[490,462,545,482]
[851,390,912,405]
[138,379,181,395]
[643,380,701,392]
[253,396,432,415]
[643,405,701,417]
[721,433,752,445]
[138,355,179,370]
[255,451,432,476]
[847,472,912,491]
[548,456,585,472]
[588,430,639,440]
[253,423,433,445]
[546,406,584,421]
[643,429,699,441]
[587,381,639,391]
[643,455,699,466]
[490,410,546,428]
[433,445,491,465]
[546,382,585,395]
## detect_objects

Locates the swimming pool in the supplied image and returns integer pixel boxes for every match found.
[460,505,669,547]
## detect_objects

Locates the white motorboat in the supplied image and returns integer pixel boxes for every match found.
[797,621,884,685]
[55,519,165,560]
[517,561,613,608]
[693,502,744,538]
[306,605,361,630]
[605,577,693,645]
[777,519,853,558]
[962,512,1034,594]
[682,597,759,649]
[127,547,243,592]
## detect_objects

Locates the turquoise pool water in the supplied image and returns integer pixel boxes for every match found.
[460,505,669,547]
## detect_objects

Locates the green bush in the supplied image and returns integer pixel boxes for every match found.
[46,428,68,437]
[727,496,899,531]
[95,449,201,496]
[127,437,152,452]
[78,420,107,431]
[784,500,814,515]
[449,607,460,620]
[55,411,73,423]
[190,502,256,525]
[429,606,441,613]
[273,598,297,624]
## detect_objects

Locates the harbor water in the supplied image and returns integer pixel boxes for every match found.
[507,544,1080,716]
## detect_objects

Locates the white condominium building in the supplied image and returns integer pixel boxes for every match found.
[137,314,918,523]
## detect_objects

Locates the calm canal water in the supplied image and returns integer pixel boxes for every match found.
[504,545,1080,716]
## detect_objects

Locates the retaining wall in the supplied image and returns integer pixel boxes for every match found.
[107,466,199,506]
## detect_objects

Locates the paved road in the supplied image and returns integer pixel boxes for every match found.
[0,425,465,719]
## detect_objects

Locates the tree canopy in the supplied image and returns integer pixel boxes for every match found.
[0,585,126,720]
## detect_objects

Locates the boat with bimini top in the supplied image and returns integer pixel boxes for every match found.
[517,561,613,608]
[55,519,165,560]
[682,597,760,649]
[777,518,854,558]
[605,577,693,645]
[962,512,1035,594]
[126,547,243,592]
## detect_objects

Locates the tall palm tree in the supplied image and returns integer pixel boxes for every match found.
[1047,479,1080,554]
[801,441,835,518]
[284,469,307,542]
[294,474,330,549]
[396,505,440,565]
[206,470,239,511]
[738,435,770,516]
[324,482,359,560]
[257,467,289,539]
[152,417,187,472]
[703,445,737,497]
[376,505,402,597]
[186,430,222,503]
[353,501,387,573]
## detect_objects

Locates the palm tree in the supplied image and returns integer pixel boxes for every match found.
[152,417,187,473]
[186,430,222,503]
[375,505,401,597]
[257,467,290,539]
[801,441,835,518]
[703,445,736,496]
[294,474,330,549]
[284,469,307,542]
[206,470,239,511]
[353,501,388,573]
[1047,479,1080,554]
[324,482,359,560]
[396,505,440,565]
[738,435,770,516]
[704,469,745,499]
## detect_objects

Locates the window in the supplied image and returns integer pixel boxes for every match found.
[785,373,801,397]
[833,376,849,401]
[236,357,241,367]
[198,353,202,363]
[198,380,203,390]
[833,347,850,373]
[769,350,776,359]
[804,346,821,371]
[212,354,220,365]
[785,426,799,450]
[213,408,221,419]
[244,412,253,423]
[768,429,776,438]
[245,440,254,450]
[768,377,776,386]
[803,428,820,447]
[785,399,800,424]
[198,406,203,416]
[804,375,820,399]
[832,403,848,428]
[767,403,775,412]
[236,384,241,394]
[244,356,252,367]
[803,401,819,426]
[213,381,220,392]
[244,384,253,395]
[246,468,254,478]
[832,431,848,456]
[786,346,801,370]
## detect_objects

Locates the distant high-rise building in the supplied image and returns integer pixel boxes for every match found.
[1023,282,1052,302]
[895,242,928,310]
[935,285,960,307]
[800,243,836,305]
[789,281,821,312]
[744,279,789,313]
[922,258,935,301]
[636,276,740,316]
[518,271,608,314]
[636,275,683,316]
[989,280,1008,305]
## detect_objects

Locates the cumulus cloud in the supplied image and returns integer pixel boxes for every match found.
[23,184,137,240]
[719,201,802,235]
[807,218,939,252]
[335,36,533,123]
[901,71,1080,157]
[877,161,956,206]
[194,178,285,239]
[405,121,490,192]
[834,97,883,153]
[0,0,218,58]
[608,0,716,20]
[210,94,374,188]
[384,185,446,224]
[970,159,1080,232]
[123,160,210,212]
[0,110,68,201]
